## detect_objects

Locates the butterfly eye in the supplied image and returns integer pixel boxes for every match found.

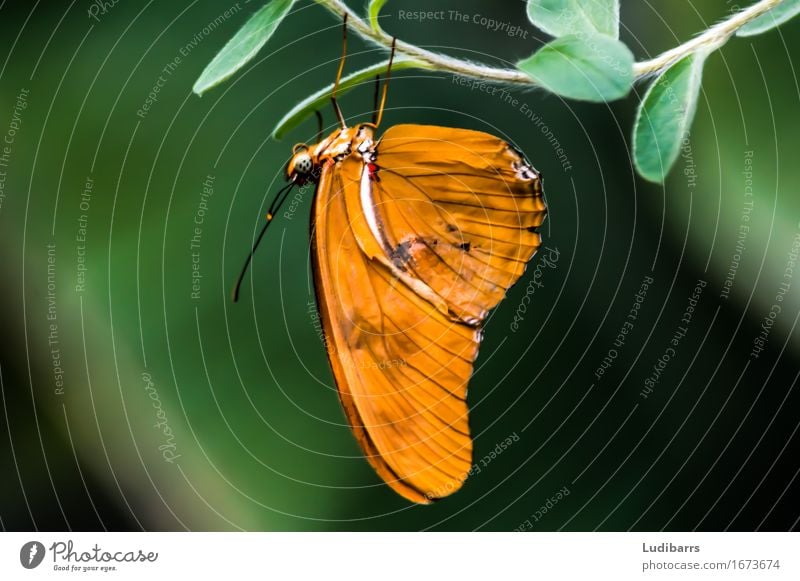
[287,152,315,181]
[295,154,312,174]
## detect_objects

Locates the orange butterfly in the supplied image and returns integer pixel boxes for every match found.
[234,17,547,504]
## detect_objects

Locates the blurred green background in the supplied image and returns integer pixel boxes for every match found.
[1,0,798,531]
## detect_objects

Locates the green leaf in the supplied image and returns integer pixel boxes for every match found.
[527,0,620,38]
[737,0,800,37]
[369,0,390,33]
[193,0,295,95]
[272,57,428,139]
[633,54,706,183]
[517,34,633,101]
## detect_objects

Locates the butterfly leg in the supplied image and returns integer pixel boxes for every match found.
[371,74,381,125]
[374,37,396,128]
[331,13,348,128]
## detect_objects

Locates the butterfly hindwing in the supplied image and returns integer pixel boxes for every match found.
[371,124,546,325]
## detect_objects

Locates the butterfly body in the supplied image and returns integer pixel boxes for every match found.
[287,122,547,503]
[287,124,376,183]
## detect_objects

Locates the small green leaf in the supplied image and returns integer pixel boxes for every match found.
[369,0,390,33]
[633,54,706,183]
[527,0,620,38]
[517,34,633,101]
[193,0,295,95]
[737,0,800,37]
[272,58,428,139]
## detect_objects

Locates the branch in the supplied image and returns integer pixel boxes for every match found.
[314,0,787,85]
[635,0,786,76]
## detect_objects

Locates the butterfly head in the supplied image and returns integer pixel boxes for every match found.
[287,143,318,184]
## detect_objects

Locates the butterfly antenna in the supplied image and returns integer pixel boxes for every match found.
[374,37,396,128]
[331,13,348,129]
[315,109,324,143]
[231,181,295,303]
[371,74,381,124]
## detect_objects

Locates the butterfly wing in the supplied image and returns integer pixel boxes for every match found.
[369,124,546,325]
[312,154,477,504]
[311,125,546,503]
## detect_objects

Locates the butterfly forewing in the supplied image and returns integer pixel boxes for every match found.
[312,154,476,504]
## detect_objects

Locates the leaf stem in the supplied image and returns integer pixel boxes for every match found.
[313,0,787,85]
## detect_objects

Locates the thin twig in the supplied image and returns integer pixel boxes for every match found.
[314,0,787,85]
